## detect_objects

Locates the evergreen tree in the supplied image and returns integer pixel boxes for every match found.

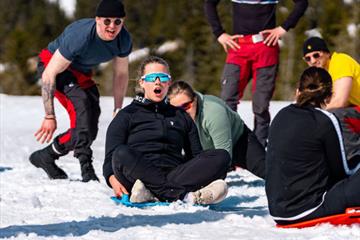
[0,0,69,94]
[0,0,359,97]
[74,0,98,19]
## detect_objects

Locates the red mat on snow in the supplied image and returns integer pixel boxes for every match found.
[277,207,360,228]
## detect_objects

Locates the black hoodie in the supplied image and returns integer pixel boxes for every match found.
[103,96,203,186]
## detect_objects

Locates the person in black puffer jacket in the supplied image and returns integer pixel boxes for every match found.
[103,56,230,204]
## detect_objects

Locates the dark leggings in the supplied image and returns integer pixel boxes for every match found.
[276,169,360,225]
[232,125,266,179]
[112,146,230,202]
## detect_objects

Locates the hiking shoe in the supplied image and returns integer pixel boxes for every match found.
[190,179,228,205]
[29,147,68,179]
[79,158,99,182]
[130,179,158,203]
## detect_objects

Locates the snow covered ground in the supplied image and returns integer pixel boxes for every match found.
[0,94,359,240]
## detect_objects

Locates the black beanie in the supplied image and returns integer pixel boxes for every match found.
[96,0,125,18]
[303,37,330,56]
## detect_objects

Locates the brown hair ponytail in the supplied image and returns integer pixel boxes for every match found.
[296,67,333,108]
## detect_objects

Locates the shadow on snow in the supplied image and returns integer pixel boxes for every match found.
[0,166,12,173]
[227,179,265,188]
[0,204,268,238]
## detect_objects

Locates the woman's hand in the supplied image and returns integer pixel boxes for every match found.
[109,175,129,197]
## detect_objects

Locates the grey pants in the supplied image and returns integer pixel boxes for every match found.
[220,63,278,146]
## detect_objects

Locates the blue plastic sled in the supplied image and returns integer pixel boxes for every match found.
[111,194,170,208]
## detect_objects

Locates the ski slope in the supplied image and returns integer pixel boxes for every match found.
[0,94,359,240]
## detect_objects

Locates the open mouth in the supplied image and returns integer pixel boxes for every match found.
[106,29,116,35]
[154,88,162,94]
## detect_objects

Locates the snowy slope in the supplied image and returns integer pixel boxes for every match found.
[0,95,359,240]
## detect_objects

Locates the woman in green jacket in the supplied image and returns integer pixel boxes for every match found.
[168,81,265,179]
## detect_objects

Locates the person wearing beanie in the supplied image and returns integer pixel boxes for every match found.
[204,0,308,147]
[29,0,132,182]
[302,36,360,172]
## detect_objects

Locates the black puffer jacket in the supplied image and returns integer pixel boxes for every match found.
[103,96,203,184]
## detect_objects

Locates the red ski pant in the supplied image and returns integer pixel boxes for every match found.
[220,37,279,145]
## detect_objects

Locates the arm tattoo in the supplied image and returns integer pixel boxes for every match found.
[42,81,55,116]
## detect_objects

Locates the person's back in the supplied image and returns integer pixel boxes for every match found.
[196,92,244,153]
[265,67,359,226]
[266,104,344,218]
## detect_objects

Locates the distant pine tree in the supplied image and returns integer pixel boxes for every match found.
[0,0,69,95]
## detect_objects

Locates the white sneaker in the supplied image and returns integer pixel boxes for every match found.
[188,179,228,205]
[130,179,158,203]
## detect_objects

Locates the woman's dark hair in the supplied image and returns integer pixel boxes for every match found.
[168,80,196,101]
[296,67,332,107]
[135,56,170,95]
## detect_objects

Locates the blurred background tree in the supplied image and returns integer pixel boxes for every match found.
[0,0,69,94]
[0,0,359,99]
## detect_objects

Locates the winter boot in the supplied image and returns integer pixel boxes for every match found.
[29,144,68,179]
[186,179,228,205]
[130,179,159,203]
[78,155,99,182]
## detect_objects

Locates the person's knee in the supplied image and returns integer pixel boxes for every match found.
[252,100,270,116]
[344,170,360,205]
[112,145,135,167]
[213,149,231,169]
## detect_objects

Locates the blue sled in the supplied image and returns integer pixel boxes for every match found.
[111,194,170,208]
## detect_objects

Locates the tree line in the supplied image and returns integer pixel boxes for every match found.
[0,0,359,100]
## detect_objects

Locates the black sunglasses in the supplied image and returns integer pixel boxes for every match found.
[103,18,122,26]
[303,52,321,62]
[178,100,193,111]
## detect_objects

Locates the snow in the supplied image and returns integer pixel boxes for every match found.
[1,95,359,239]
[347,23,358,38]
[48,0,76,18]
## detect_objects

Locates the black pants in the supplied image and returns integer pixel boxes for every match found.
[112,146,230,202]
[232,125,266,179]
[37,51,100,159]
[275,169,360,225]
[54,83,100,158]
[48,70,100,158]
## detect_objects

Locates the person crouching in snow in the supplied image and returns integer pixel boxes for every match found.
[103,56,230,204]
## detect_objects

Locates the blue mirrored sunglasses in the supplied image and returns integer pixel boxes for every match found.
[141,72,171,83]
